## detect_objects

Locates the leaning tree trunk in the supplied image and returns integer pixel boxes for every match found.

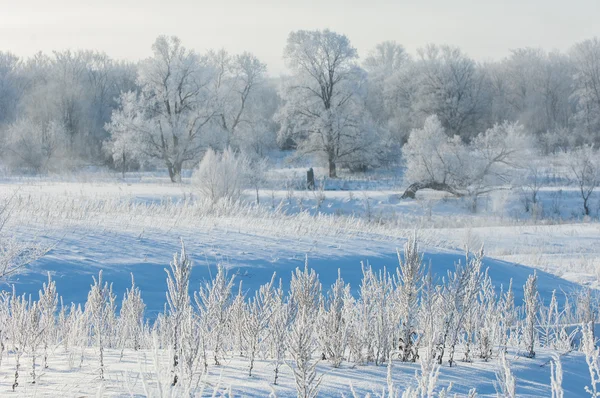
[401,181,463,199]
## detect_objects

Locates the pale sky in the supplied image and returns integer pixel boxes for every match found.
[1,0,598,75]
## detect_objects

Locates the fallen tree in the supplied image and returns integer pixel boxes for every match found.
[401,115,531,203]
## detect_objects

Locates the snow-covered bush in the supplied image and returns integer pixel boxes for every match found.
[192,147,249,204]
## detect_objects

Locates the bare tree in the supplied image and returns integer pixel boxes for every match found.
[566,145,600,216]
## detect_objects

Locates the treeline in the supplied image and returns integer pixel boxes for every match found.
[1,31,599,178]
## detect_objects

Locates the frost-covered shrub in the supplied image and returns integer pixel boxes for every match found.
[192,148,249,203]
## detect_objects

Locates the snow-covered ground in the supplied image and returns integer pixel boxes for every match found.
[0,170,599,396]
[0,346,590,397]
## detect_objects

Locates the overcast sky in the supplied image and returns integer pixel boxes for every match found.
[1,0,598,75]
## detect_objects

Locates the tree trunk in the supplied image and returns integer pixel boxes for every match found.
[168,162,183,183]
[328,159,337,178]
[584,197,590,216]
[401,181,464,199]
[121,151,126,179]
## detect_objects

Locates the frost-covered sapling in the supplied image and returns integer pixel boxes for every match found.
[522,272,539,359]
[38,273,58,369]
[85,270,116,380]
[10,292,31,390]
[394,236,424,362]
[495,352,517,398]
[318,270,350,368]
[119,274,145,356]
[243,274,275,376]
[165,242,193,386]
[288,262,323,397]
[269,281,290,385]
[582,322,600,397]
[195,263,234,366]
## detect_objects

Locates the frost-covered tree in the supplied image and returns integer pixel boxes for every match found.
[0,52,20,126]
[489,48,575,137]
[106,36,216,182]
[412,45,489,139]
[195,263,234,366]
[164,242,193,386]
[571,38,600,142]
[10,292,32,390]
[269,281,291,385]
[85,270,116,380]
[523,272,539,359]
[363,41,410,146]
[289,302,321,398]
[288,262,322,396]
[242,274,275,376]
[582,321,600,397]
[551,355,564,398]
[394,236,424,362]
[401,116,531,205]
[38,273,58,369]
[119,274,145,354]
[208,50,268,147]
[318,270,350,368]
[360,265,393,365]
[476,273,500,361]
[565,145,600,216]
[495,352,517,398]
[277,29,386,177]
[436,249,484,366]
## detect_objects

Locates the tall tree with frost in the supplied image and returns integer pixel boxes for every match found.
[523,272,539,359]
[10,292,31,390]
[582,321,600,397]
[85,270,116,380]
[242,274,275,376]
[195,263,234,366]
[119,274,145,354]
[289,303,322,398]
[495,352,517,398]
[269,280,290,385]
[318,270,350,368]
[106,36,215,182]
[208,50,267,146]
[277,29,384,177]
[288,262,322,397]
[551,355,564,398]
[413,44,489,139]
[165,241,192,386]
[38,273,58,369]
[566,145,600,216]
[394,235,424,362]
[360,265,393,365]
[437,249,483,366]
[571,38,600,142]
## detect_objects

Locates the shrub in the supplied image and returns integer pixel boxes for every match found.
[192,148,249,203]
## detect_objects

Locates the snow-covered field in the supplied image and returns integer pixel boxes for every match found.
[1,169,599,397]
